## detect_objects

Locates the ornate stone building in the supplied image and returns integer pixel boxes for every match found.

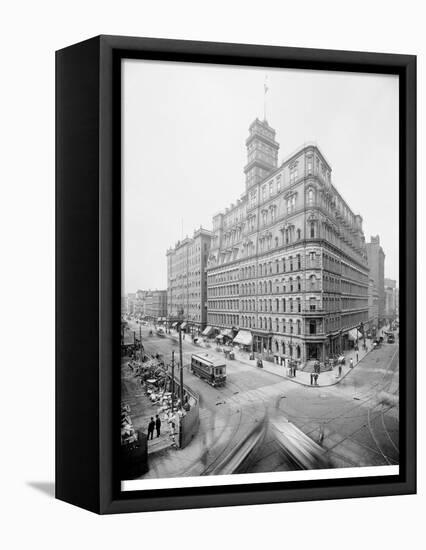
[144,290,167,321]
[206,117,369,364]
[166,227,213,331]
[366,235,386,325]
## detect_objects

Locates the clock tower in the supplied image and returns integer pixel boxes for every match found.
[244,118,279,190]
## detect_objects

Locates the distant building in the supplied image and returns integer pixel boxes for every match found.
[144,290,167,321]
[134,289,148,316]
[167,227,213,331]
[126,293,136,315]
[368,276,379,329]
[384,278,398,319]
[366,236,386,324]
[206,117,369,364]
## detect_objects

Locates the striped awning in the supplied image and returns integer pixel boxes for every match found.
[202,326,215,336]
[233,330,252,346]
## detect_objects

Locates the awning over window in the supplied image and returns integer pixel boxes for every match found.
[202,326,215,336]
[220,329,234,339]
[180,322,187,329]
[233,330,253,346]
[348,328,359,341]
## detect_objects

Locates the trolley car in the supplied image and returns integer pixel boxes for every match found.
[190,353,227,387]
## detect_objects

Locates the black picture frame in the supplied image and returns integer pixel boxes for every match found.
[56,35,416,514]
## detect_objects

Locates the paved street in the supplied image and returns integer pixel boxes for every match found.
[123,320,399,477]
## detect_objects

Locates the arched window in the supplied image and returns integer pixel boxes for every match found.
[310,275,316,290]
[289,277,293,292]
[297,276,301,291]
[310,222,316,238]
[269,318,272,331]
[297,228,301,240]
[307,188,314,205]
[282,341,286,355]
[275,340,279,352]
[297,320,301,335]
[297,254,301,270]
[282,298,286,312]
[259,317,263,329]
[275,318,279,332]
[269,280,272,293]
[259,264,263,276]
[275,236,279,248]
[296,345,301,358]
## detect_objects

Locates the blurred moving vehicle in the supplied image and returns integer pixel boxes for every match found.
[270,417,330,470]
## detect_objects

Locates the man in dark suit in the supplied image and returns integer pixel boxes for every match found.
[147,417,155,440]
[155,414,161,438]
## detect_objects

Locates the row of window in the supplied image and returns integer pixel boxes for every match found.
[208,284,239,297]
[239,252,320,280]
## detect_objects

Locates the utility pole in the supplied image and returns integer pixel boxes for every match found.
[179,326,184,407]
[171,351,175,412]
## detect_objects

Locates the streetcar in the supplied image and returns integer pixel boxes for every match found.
[190,353,227,387]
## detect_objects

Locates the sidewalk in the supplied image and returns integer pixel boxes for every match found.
[166,325,396,388]
[167,328,377,388]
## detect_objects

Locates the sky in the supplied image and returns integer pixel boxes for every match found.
[122,59,399,294]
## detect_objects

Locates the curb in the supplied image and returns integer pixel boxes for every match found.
[161,330,374,389]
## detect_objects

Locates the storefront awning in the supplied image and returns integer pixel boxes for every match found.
[233,330,253,346]
[348,328,358,341]
[172,322,177,328]
[202,326,215,336]
[157,317,162,322]
[220,328,234,339]
[180,322,187,329]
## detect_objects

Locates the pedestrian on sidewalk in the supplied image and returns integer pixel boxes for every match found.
[349,358,354,369]
[310,372,314,385]
[356,352,359,363]
[147,417,155,440]
[338,364,342,378]
[155,414,161,437]
[314,372,319,386]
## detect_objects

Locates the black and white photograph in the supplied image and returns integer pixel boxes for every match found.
[120,59,400,491]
